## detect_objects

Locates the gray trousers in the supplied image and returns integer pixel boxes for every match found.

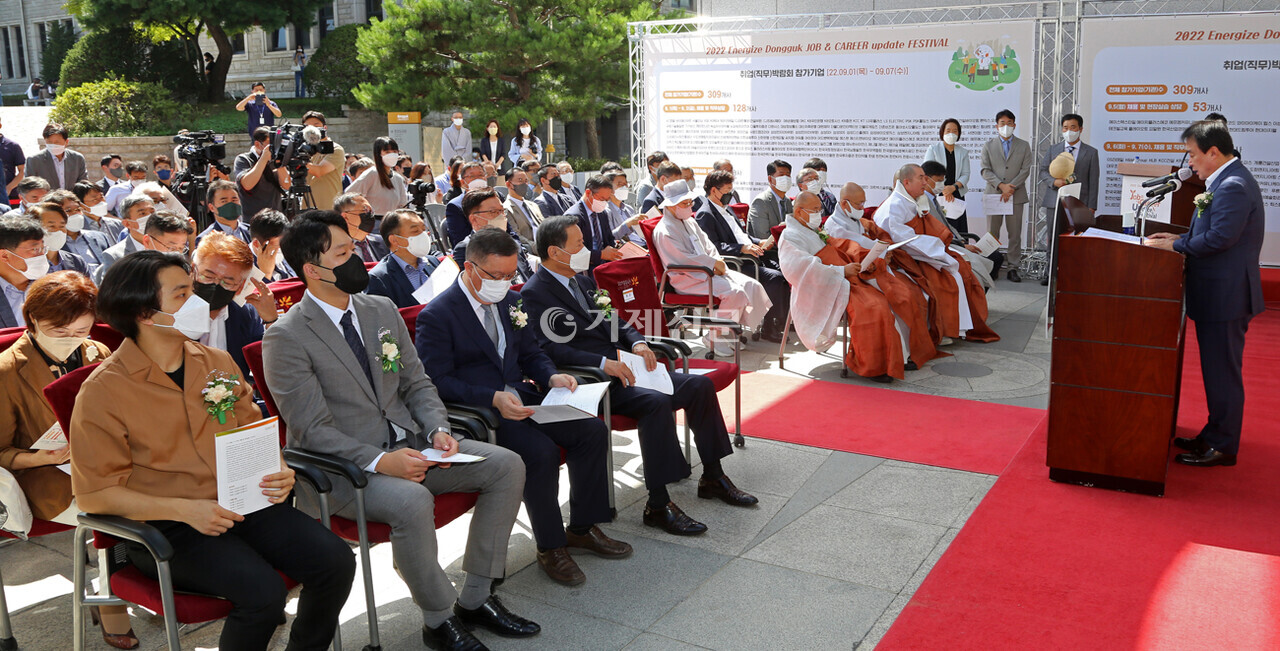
[987,201,1026,266]
[309,439,525,614]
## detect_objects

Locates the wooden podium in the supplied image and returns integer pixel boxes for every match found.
[1046,234,1186,496]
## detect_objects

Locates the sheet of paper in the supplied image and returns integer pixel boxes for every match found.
[860,235,919,273]
[618,241,647,259]
[1058,182,1082,202]
[528,382,610,424]
[233,266,268,307]
[618,350,674,395]
[413,256,460,305]
[643,207,660,219]
[1081,227,1142,245]
[29,421,67,450]
[215,417,282,516]
[682,368,715,376]
[975,233,1002,257]
[55,463,71,475]
[939,197,966,219]
[982,192,1014,216]
[419,448,486,463]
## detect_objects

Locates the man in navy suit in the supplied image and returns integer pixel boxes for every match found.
[196,179,252,245]
[418,226,628,587]
[533,166,570,218]
[1148,120,1265,467]
[522,215,758,536]
[564,175,625,270]
[248,209,296,281]
[695,170,791,342]
[190,231,278,383]
[443,162,490,245]
[367,209,441,308]
[335,192,389,263]
[451,188,533,282]
[640,161,682,215]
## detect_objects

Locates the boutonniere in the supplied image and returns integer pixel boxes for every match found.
[592,289,614,318]
[1193,192,1213,218]
[817,228,830,244]
[376,329,402,372]
[509,299,528,329]
[202,372,240,425]
[84,343,99,362]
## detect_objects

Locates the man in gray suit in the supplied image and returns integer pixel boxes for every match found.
[1039,113,1100,213]
[23,123,88,191]
[980,109,1033,282]
[747,159,793,239]
[503,167,543,248]
[264,209,539,650]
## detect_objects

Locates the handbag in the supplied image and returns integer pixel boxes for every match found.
[291,65,302,72]
[0,466,34,538]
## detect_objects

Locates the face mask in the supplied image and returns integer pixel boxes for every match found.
[774,176,792,192]
[943,133,959,146]
[520,126,531,136]
[44,230,66,252]
[549,177,564,191]
[32,325,86,363]
[487,126,498,135]
[590,198,608,213]
[108,167,124,179]
[485,213,509,231]
[467,178,488,192]
[356,210,375,234]
[317,254,370,294]
[65,213,85,232]
[998,125,1015,138]
[1064,130,1080,144]
[469,269,511,303]
[817,170,828,184]
[808,180,824,195]
[193,280,238,312]
[403,232,434,258]
[89,202,108,217]
[381,152,400,168]
[153,294,211,339]
[156,169,172,181]
[933,181,945,193]
[564,245,591,273]
[614,186,629,202]
[452,118,464,127]
[5,247,49,280]
[130,179,145,188]
[46,144,66,156]
[215,202,243,222]
[131,215,151,235]
[800,210,822,231]
[673,205,694,221]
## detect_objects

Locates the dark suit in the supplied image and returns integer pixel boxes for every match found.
[451,233,533,282]
[219,301,266,381]
[640,187,664,215]
[520,268,733,490]
[51,251,91,277]
[367,254,440,309]
[1173,160,1265,455]
[534,191,568,218]
[197,220,252,245]
[1038,141,1100,210]
[417,282,610,549]
[351,233,389,264]
[695,202,791,331]
[565,198,616,270]
[444,193,525,248]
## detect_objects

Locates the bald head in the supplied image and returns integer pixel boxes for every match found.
[898,164,927,198]
[839,182,865,206]
[794,191,823,228]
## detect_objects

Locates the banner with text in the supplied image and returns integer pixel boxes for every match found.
[1080,14,1280,265]
[643,22,1036,226]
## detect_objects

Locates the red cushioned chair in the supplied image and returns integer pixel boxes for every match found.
[243,340,487,650]
[267,278,307,314]
[43,365,337,651]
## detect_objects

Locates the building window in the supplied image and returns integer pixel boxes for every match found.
[232,32,246,55]
[318,6,335,41]
[294,24,310,49]
[38,23,46,46]
[2,29,12,79]
[366,0,383,22]
[268,26,288,52]
[12,27,25,77]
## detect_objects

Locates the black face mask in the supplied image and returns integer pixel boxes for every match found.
[193,281,237,312]
[357,210,376,234]
[318,254,370,294]
[549,177,564,191]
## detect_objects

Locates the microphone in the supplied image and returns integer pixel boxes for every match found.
[1146,178,1182,198]
[301,125,323,144]
[1141,167,1192,188]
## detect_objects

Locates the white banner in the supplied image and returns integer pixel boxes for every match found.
[1080,14,1280,265]
[642,21,1036,229]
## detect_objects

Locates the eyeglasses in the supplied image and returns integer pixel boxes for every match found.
[9,243,47,257]
[472,208,504,220]
[194,268,243,291]
[154,241,190,254]
[476,265,519,282]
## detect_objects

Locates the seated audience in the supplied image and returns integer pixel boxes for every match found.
[533,166,571,219]
[451,189,533,282]
[95,202,191,283]
[190,232,277,380]
[0,217,53,327]
[333,192,389,263]
[802,157,838,216]
[603,170,646,247]
[565,175,625,269]
[28,203,91,276]
[921,160,1000,290]
[46,190,112,268]
[444,162,491,243]
[748,159,793,238]
[503,167,543,248]
[74,181,123,240]
[709,159,741,203]
[104,160,148,214]
[823,182,872,244]
[632,151,667,210]
[367,209,442,308]
[248,209,296,281]
[5,176,51,217]
[640,161,682,215]
[555,161,584,202]
[196,179,251,244]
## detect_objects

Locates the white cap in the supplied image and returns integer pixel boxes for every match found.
[659,180,695,208]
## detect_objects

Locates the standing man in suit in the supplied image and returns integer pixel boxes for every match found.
[266,210,538,648]
[503,168,544,248]
[367,209,441,308]
[533,166,570,218]
[196,180,251,245]
[565,175,625,270]
[334,192,389,263]
[524,216,759,535]
[191,232,277,381]
[1038,113,1099,213]
[748,159,793,239]
[640,161,682,215]
[24,123,87,191]
[451,189,534,282]
[419,226,625,586]
[980,109,1033,282]
[1147,120,1265,467]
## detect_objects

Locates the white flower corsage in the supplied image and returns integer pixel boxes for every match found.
[593,290,614,318]
[84,344,99,362]
[510,300,528,329]
[376,329,401,372]
[1193,192,1213,218]
[817,228,830,244]
[202,372,240,425]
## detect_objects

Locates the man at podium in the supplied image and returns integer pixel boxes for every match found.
[1146,120,1265,467]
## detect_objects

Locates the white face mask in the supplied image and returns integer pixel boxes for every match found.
[131,215,151,235]
[589,198,608,213]
[773,176,792,192]
[130,179,145,188]
[614,186,629,202]
[933,181,945,193]
[32,324,86,362]
[466,177,488,192]
[471,271,511,303]
[943,133,959,146]
[1063,130,1080,144]
[817,170,828,184]
[153,294,211,340]
[998,125,1015,138]
[6,250,49,280]
[46,144,66,156]
[798,209,821,231]
[672,205,694,221]
[565,246,591,273]
[807,179,824,195]
[65,214,85,232]
[89,202,109,217]
[44,230,66,252]
[452,118,464,127]
[520,126,531,136]
[404,232,434,258]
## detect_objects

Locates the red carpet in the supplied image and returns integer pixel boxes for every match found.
[880,309,1280,650]
[1264,266,1280,307]
[721,374,1044,475]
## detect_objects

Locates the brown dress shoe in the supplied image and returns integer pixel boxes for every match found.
[536,547,586,585]
[566,526,633,559]
[697,474,760,506]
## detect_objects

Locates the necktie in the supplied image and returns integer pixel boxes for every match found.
[483,304,504,359]
[340,311,374,386]
[1067,145,1076,155]
[356,239,372,262]
[1002,139,1011,159]
[592,212,605,246]
[567,277,593,314]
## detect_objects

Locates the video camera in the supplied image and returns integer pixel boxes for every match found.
[269,122,335,179]
[173,130,228,176]
[408,178,437,209]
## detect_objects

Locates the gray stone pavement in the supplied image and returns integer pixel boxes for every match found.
[0,281,1050,650]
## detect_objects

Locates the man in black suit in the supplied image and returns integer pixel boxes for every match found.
[522,215,759,536]
[1148,120,1266,467]
[334,192,389,263]
[696,170,791,342]
[640,161,682,215]
[367,209,441,308]
[533,166,570,218]
[451,189,533,283]
[247,209,296,281]
[564,175,625,270]
[419,225,627,586]
[97,154,124,196]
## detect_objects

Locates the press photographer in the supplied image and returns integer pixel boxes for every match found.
[267,120,335,216]
[234,127,291,221]
[301,111,345,212]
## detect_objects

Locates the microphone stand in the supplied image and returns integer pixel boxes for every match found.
[1136,194,1166,239]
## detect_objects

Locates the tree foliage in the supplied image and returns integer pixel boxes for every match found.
[40,22,78,81]
[49,78,184,136]
[354,0,665,157]
[304,24,370,102]
[59,24,203,100]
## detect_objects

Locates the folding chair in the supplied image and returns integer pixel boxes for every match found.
[424,204,450,251]
[42,365,337,651]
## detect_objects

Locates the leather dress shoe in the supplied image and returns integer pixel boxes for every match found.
[536,547,585,585]
[905,360,919,372]
[643,501,708,535]
[1173,436,1207,453]
[1176,447,1237,467]
[760,328,785,343]
[1040,276,1049,286]
[698,474,759,506]
[90,606,139,649]
[566,525,633,558]
[867,373,893,383]
[423,616,488,650]
[455,595,541,637]
[1007,269,1022,282]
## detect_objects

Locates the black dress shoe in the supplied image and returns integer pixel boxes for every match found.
[455,596,541,637]
[760,329,785,343]
[1173,436,1207,453]
[905,360,919,372]
[1040,276,1049,286]
[643,501,708,536]
[423,617,488,650]
[1176,447,1237,467]
[698,474,759,506]
[866,373,893,383]
[1007,269,1022,282]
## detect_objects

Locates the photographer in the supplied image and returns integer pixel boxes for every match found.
[300,111,345,211]
[234,82,282,136]
[233,127,290,222]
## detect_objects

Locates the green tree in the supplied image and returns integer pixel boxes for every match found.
[50,78,184,135]
[40,22,78,82]
[354,0,665,159]
[59,24,203,100]
[67,0,329,102]
[304,24,370,102]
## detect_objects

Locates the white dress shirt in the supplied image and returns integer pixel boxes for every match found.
[1204,157,1238,189]
[715,201,753,247]
[200,308,231,353]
